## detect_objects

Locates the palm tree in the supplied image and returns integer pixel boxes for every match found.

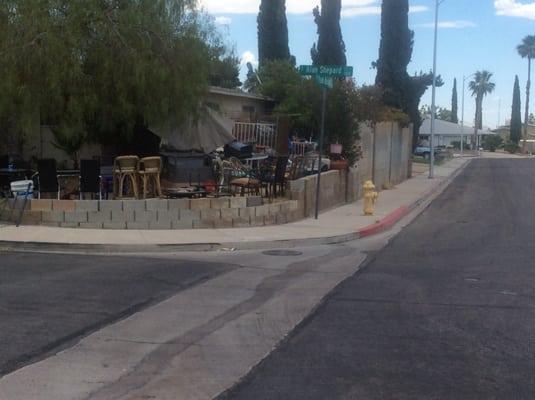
[518,35,535,149]
[469,70,495,150]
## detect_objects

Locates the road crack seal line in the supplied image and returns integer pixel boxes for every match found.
[84,246,356,400]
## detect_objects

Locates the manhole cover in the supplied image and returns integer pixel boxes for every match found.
[262,250,303,257]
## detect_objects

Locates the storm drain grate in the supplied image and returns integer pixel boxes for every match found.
[262,250,303,257]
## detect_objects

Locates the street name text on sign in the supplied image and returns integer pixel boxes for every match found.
[299,65,354,78]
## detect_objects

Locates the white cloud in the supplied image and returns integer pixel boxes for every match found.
[415,20,477,29]
[200,0,428,18]
[495,0,535,20]
[215,16,232,25]
[241,51,258,67]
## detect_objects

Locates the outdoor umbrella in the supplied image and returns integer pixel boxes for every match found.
[154,107,236,153]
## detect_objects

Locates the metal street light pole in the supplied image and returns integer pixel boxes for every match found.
[429,0,445,179]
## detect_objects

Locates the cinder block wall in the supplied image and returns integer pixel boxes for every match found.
[289,121,413,218]
[0,197,301,230]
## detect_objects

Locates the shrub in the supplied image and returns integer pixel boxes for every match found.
[503,141,520,154]
[482,135,503,152]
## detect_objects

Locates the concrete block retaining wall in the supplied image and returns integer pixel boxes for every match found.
[0,197,301,230]
[288,121,412,218]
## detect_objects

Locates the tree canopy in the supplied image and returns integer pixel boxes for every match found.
[311,0,346,66]
[469,70,495,130]
[451,78,458,124]
[257,0,291,66]
[374,0,412,109]
[0,0,235,153]
[374,0,438,146]
[510,75,522,144]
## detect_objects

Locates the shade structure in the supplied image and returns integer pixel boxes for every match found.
[154,107,236,153]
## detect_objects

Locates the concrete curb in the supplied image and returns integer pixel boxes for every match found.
[0,160,470,254]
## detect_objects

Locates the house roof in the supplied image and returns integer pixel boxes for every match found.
[207,86,274,102]
[420,117,494,136]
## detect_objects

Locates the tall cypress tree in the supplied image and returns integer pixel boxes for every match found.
[258,0,291,66]
[451,78,458,123]
[311,0,346,66]
[375,0,413,109]
[511,75,522,144]
[375,0,439,147]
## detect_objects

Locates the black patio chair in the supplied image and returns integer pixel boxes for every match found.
[80,159,102,200]
[0,155,8,169]
[37,159,60,199]
[261,156,289,199]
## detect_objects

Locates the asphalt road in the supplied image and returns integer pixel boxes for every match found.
[218,158,535,400]
[0,252,234,376]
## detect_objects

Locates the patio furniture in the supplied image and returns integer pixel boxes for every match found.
[80,159,102,200]
[9,180,33,227]
[0,155,8,169]
[37,159,60,199]
[288,156,305,181]
[228,157,263,196]
[139,156,163,199]
[113,156,139,199]
[261,156,289,199]
[0,167,30,198]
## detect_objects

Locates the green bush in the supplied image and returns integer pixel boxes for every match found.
[503,141,520,154]
[482,135,503,152]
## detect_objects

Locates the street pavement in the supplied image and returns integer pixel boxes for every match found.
[217,158,535,400]
[0,252,234,376]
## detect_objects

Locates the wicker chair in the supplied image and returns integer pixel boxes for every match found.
[113,156,139,199]
[139,156,163,199]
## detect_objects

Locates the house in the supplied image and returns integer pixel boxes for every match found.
[204,86,276,122]
[419,117,495,147]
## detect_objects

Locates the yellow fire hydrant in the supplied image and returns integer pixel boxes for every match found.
[363,180,378,216]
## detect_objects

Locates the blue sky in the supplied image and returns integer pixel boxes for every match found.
[201,0,535,129]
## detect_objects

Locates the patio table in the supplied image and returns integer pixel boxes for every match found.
[163,187,207,199]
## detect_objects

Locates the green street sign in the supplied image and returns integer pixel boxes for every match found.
[314,75,334,89]
[299,65,353,78]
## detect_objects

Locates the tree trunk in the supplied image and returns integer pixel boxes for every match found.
[523,57,531,152]
[473,97,482,150]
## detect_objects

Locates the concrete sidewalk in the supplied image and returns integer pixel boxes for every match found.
[0,157,470,252]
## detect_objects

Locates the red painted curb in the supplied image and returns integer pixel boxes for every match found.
[358,206,411,238]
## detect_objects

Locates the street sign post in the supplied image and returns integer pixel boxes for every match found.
[299,64,354,219]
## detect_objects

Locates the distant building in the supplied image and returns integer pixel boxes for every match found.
[419,117,495,147]
[495,123,535,152]
[204,86,276,122]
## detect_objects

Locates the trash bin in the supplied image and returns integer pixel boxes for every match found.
[10,180,34,198]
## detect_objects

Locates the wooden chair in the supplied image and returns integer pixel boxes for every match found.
[139,156,163,199]
[263,156,289,199]
[113,156,139,199]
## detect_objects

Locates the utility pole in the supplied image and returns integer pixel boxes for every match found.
[429,0,445,178]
